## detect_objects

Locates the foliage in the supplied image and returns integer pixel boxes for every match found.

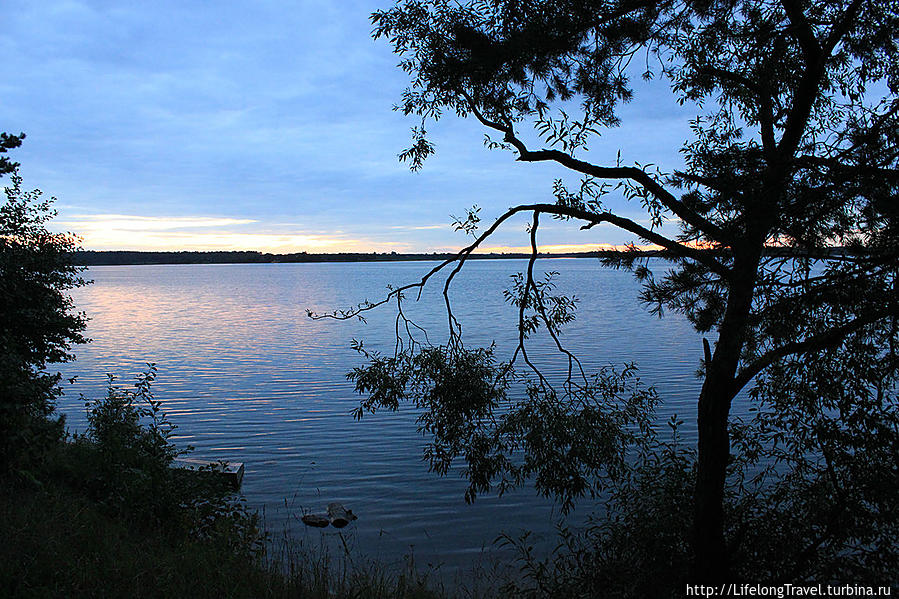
[0,169,88,474]
[310,0,899,586]
[350,340,658,511]
[500,420,696,598]
[0,132,24,177]
[728,324,899,582]
[50,367,261,555]
[84,367,178,471]
[1,482,453,599]
[1,368,451,599]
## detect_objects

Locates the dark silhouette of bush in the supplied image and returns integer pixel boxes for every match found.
[0,167,88,476]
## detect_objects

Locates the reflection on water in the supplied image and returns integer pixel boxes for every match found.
[57,260,703,574]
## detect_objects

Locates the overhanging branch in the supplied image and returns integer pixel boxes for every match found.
[533,203,730,278]
[460,91,733,247]
[309,202,731,325]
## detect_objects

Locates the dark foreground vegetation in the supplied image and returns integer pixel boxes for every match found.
[0,370,449,599]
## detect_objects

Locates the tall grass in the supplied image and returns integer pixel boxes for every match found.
[0,369,459,598]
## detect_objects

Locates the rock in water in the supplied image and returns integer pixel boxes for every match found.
[301,513,330,528]
[327,502,358,528]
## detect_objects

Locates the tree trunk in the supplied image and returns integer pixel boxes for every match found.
[692,251,761,581]
[693,368,736,581]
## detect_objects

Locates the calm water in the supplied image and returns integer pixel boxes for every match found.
[56,259,704,575]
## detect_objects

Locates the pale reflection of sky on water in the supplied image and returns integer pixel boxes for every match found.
[57,259,704,576]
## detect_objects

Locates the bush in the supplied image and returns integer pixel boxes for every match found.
[0,171,87,475]
[2,367,453,598]
[499,420,695,599]
[53,366,262,555]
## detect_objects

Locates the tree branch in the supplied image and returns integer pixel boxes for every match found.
[776,0,827,162]
[779,0,822,62]
[533,203,731,278]
[525,211,589,390]
[823,0,863,55]
[759,94,778,161]
[732,307,898,394]
[515,211,553,388]
[461,91,733,246]
[794,155,899,183]
[310,201,731,325]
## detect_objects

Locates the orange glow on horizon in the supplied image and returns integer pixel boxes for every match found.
[472,243,663,254]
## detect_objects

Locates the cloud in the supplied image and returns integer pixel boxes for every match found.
[5,2,696,254]
[52,213,411,253]
[57,215,257,232]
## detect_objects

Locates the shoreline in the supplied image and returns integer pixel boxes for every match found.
[71,249,662,266]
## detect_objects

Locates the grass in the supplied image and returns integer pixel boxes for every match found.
[1,446,453,599]
[0,371,501,598]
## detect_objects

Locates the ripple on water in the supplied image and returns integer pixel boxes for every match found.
[57,260,706,574]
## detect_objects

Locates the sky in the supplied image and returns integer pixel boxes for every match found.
[2,0,696,253]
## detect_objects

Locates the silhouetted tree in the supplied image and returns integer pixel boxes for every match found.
[0,163,88,474]
[0,132,24,177]
[314,0,898,586]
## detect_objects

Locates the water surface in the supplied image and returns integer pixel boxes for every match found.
[57,259,704,574]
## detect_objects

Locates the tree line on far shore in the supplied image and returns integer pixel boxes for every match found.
[72,247,852,266]
[71,249,644,265]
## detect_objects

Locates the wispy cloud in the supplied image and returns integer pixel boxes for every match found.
[55,213,409,253]
[58,215,257,231]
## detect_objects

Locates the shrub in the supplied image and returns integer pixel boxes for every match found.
[0,171,87,475]
[59,366,263,555]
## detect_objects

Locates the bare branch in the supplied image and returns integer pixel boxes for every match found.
[307,205,528,323]
[517,211,553,389]
[310,202,731,325]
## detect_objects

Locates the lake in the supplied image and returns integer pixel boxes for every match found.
[56,259,704,577]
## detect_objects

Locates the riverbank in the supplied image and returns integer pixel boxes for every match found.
[1,439,457,599]
[0,368,466,599]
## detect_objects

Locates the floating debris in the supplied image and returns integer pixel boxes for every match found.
[301,514,330,528]
[327,502,358,528]
[301,503,359,529]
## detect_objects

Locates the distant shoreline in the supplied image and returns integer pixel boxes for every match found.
[71,249,662,266]
[71,247,851,266]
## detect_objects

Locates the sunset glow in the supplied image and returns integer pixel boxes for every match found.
[57,214,411,253]
[3,1,694,254]
[476,243,662,254]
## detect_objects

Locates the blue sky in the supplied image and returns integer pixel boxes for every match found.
[2,1,695,253]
